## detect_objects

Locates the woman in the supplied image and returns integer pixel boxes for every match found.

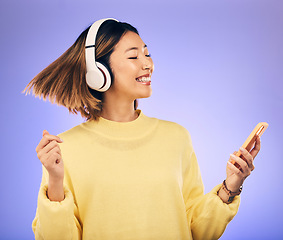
[24,18,261,240]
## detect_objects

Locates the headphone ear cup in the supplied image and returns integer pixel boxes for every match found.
[96,62,112,92]
[86,62,112,92]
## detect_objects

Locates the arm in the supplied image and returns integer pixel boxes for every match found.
[182,131,240,240]
[32,165,82,240]
[47,177,64,202]
[218,136,261,202]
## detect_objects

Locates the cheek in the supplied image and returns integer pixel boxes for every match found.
[113,61,139,79]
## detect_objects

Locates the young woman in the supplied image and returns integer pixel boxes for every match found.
[24,18,261,240]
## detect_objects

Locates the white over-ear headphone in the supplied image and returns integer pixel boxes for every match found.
[85,18,119,92]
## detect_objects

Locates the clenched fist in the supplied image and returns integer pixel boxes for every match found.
[36,130,64,181]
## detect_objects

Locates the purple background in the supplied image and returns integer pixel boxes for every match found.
[1,0,282,239]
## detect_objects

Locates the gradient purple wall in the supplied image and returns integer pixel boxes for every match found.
[1,0,282,239]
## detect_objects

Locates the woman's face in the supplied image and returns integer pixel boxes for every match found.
[108,31,154,101]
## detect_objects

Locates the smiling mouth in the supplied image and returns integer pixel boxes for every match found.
[136,76,151,82]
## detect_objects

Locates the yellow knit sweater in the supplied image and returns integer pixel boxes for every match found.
[32,109,240,240]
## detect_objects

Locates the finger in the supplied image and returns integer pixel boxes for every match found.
[230,154,249,174]
[227,160,244,176]
[42,130,63,142]
[43,130,49,137]
[42,148,62,166]
[43,140,62,154]
[229,151,239,165]
[37,140,62,159]
[36,131,63,153]
[250,135,261,159]
[47,148,62,165]
[239,147,254,170]
[47,151,62,165]
[46,152,62,165]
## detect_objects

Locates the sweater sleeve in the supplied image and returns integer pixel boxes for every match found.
[182,130,240,240]
[32,165,82,240]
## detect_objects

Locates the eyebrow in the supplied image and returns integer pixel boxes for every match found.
[125,44,147,53]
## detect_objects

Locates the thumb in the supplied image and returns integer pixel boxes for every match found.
[42,130,49,136]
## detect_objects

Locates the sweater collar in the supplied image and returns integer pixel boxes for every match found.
[80,109,158,139]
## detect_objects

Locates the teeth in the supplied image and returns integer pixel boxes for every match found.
[136,77,151,82]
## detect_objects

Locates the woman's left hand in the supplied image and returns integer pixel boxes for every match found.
[225,135,261,192]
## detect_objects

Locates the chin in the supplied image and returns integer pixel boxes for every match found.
[140,96,151,99]
[138,92,152,99]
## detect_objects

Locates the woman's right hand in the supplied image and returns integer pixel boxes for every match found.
[36,130,64,181]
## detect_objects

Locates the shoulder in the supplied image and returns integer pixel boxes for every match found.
[156,117,192,143]
[56,123,86,143]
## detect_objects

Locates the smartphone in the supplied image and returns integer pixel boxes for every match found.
[230,122,269,166]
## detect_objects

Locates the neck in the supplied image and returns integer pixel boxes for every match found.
[100,99,138,122]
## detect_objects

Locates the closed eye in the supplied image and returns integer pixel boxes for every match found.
[128,54,151,59]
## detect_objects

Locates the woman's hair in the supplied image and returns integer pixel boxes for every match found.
[22,20,139,121]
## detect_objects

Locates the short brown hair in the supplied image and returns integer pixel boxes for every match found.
[22,20,139,121]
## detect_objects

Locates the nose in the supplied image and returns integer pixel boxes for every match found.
[142,57,153,71]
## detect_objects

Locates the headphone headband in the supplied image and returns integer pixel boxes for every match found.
[85,18,118,72]
[85,18,119,92]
